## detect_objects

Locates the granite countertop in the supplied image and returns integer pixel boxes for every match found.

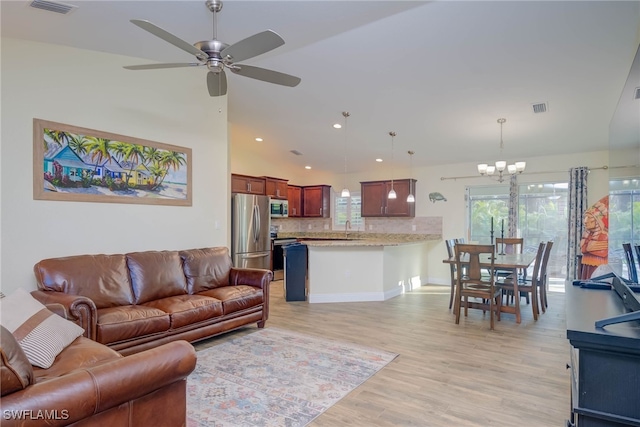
[276,232,440,247]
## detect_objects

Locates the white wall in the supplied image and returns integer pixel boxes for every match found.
[1,38,228,294]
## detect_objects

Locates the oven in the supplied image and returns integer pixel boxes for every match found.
[270,200,289,218]
[272,238,297,280]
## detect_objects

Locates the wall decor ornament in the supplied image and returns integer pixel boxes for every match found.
[33,118,192,206]
[428,192,447,203]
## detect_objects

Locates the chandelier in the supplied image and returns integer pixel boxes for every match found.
[477,118,525,183]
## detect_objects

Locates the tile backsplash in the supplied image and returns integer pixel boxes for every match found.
[272,216,442,235]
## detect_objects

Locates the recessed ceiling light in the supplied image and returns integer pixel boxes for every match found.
[255,137,263,142]
[333,124,342,129]
[305,166,311,170]
[375,158,383,162]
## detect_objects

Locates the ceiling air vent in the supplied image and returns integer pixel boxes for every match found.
[290,150,303,156]
[29,0,77,14]
[531,102,548,114]
[634,87,640,100]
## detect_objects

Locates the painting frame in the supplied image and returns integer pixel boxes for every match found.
[33,118,192,206]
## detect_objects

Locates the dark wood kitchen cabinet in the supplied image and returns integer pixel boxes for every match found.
[264,177,288,200]
[231,174,265,195]
[302,185,331,218]
[361,179,416,217]
[287,185,302,217]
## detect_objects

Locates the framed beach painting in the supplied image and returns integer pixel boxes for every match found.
[33,118,192,206]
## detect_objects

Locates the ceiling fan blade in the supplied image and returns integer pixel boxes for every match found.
[221,30,284,64]
[231,64,301,87]
[123,63,203,70]
[207,70,228,96]
[131,19,208,61]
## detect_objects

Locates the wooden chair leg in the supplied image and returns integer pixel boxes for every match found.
[449,280,455,310]
[464,296,469,317]
[531,287,539,321]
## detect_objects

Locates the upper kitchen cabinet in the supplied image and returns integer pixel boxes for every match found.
[231,174,266,195]
[361,179,416,217]
[264,177,289,200]
[302,185,331,218]
[287,185,302,217]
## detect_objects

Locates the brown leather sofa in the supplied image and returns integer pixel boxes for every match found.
[31,247,272,355]
[0,325,196,427]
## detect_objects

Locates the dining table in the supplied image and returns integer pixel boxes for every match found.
[442,252,537,323]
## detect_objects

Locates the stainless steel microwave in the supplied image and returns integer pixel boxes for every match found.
[270,200,289,218]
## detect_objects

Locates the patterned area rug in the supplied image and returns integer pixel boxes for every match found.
[187,327,398,427]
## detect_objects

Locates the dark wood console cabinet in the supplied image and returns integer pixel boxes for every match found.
[565,283,640,426]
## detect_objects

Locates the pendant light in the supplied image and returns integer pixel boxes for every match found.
[477,118,526,183]
[407,150,415,203]
[388,131,397,199]
[340,111,351,197]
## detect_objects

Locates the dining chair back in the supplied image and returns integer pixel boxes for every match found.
[538,241,554,313]
[623,243,638,283]
[453,243,502,330]
[496,242,545,321]
[494,237,525,292]
[445,239,457,309]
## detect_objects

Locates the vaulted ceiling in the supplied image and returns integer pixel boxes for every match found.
[2,1,639,174]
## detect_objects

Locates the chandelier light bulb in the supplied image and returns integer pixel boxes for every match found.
[486,165,496,175]
[515,161,526,173]
[477,164,488,175]
[495,160,506,172]
[507,164,517,174]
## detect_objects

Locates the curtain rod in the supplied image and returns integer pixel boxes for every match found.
[439,165,638,181]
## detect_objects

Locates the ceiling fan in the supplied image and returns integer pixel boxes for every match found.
[123,0,301,96]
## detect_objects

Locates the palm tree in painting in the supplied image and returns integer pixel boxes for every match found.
[86,136,114,174]
[43,129,71,151]
[122,143,146,187]
[68,134,89,156]
[150,151,186,190]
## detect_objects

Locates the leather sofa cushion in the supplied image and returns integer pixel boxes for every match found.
[126,251,187,304]
[33,336,121,382]
[0,325,34,396]
[96,306,170,345]
[198,285,263,315]
[33,254,134,308]
[143,295,223,329]
[180,247,232,293]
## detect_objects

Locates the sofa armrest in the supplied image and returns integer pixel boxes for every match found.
[229,267,273,289]
[0,340,196,427]
[30,290,97,340]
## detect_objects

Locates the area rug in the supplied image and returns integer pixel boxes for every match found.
[187,327,398,427]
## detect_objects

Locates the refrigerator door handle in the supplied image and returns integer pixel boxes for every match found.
[253,204,260,242]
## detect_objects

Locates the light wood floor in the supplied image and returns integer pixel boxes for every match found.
[195,281,570,426]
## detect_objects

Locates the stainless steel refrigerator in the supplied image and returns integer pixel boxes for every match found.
[231,193,271,269]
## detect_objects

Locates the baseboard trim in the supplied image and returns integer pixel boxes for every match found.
[309,286,402,304]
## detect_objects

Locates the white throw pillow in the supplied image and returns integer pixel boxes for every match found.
[0,288,84,368]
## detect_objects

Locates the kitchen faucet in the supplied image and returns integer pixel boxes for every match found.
[345,220,351,238]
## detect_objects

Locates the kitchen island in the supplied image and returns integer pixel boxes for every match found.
[279,233,439,303]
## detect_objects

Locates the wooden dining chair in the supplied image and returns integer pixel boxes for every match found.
[623,243,638,283]
[445,239,457,309]
[453,243,502,330]
[495,237,525,302]
[496,242,545,321]
[537,241,554,312]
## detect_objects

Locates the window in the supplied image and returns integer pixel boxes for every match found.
[468,182,568,284]
[609,178,640,275]
[333,191,363,229]
[467,185,509,244]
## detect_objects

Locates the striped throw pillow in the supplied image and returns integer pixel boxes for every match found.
[0,289,84,368]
